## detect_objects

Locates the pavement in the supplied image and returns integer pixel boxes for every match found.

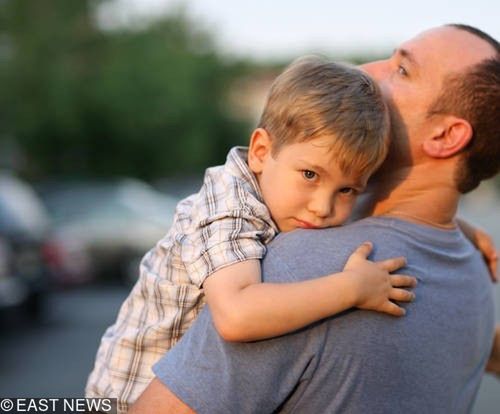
[0,284,128,397]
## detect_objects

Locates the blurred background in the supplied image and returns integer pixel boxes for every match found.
[0,0,499,412]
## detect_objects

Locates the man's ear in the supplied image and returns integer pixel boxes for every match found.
[248,128,272,174]
[422,116,473,158]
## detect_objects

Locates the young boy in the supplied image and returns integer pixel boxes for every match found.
[86,56,490,412]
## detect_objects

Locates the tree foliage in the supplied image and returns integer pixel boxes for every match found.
[1,0,250,179]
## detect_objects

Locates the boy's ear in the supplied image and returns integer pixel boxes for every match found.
[248,128,272,174]
[422,116,473,158]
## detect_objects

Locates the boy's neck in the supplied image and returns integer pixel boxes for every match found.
[368,163,460,229]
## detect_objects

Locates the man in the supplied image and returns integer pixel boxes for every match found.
[130,24,500,413]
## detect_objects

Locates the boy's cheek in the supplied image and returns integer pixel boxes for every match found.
[334,201,357,226]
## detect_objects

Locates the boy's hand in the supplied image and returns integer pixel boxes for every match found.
[457,218,498,282]
[473,228,498,282]
[343,242,417,317]
[486,324,500,376]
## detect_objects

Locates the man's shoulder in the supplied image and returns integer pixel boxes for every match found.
[261,218,389,283]
[261,216,477,284]
[268,217,386,253]
[267,216,465,254]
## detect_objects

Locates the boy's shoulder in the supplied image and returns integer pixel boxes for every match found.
[177,146,270,222]
[216,146,255,189]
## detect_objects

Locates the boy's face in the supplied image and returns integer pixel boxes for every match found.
[248,129,370,232]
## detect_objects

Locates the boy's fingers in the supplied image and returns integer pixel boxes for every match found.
[390,288,415,303]
[351,241,373,258]
[390,274,417,287]
[377,256,407,272]
[381,301,406,317]
[487,252,498,283]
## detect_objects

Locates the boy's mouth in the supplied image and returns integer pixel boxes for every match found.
[294,219,320,229]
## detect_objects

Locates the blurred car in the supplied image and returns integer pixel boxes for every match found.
[39,178,178,285]
[0,172,51,319]
[41,229,94,287]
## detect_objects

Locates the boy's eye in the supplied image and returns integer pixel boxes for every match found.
[302,170,317,180]
[339,187,355,195]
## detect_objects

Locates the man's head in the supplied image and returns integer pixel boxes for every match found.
[361,24,499,193]
[247,56,390,231]
[428,24,500,192]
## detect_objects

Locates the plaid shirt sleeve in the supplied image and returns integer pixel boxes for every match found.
[182,209,271,287]
[176,147,278,287]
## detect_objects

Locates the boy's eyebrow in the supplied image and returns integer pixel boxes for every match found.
[298,160,329,175]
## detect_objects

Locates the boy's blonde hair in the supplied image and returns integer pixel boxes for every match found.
[258,56,390,177]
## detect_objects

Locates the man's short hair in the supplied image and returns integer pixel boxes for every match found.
[257,56,389,177]
[428,24,500,193]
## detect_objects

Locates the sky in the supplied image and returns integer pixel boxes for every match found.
[98,0,500,60]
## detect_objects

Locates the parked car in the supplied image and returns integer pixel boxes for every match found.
[41,228,94,287]
[39,178,178,285]
[0,172,51,319]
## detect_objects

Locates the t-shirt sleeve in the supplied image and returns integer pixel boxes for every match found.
[181,210,275,287]
[153,306,319,414]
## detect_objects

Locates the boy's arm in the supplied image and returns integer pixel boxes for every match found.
[203,242,417,342]
[457,218,498,281]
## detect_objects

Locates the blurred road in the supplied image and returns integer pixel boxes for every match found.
[0,284,128,397]
[0,282,499,412]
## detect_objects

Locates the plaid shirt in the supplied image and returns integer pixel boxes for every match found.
[85,147,278,412]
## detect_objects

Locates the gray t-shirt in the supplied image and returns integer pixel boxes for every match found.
[153,217,495,414]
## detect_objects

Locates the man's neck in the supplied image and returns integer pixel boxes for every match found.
[368,163,461,229]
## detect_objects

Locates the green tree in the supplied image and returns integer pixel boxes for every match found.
[1,0,249,180]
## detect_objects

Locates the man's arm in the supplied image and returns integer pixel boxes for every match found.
[134,305,318,413]
[129,378,195,414]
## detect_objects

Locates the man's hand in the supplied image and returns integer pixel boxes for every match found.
[343,242,417,316]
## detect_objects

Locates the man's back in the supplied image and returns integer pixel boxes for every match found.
[154,217,494,413]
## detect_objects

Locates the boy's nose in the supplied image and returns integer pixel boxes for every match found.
[308,197,333,219]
